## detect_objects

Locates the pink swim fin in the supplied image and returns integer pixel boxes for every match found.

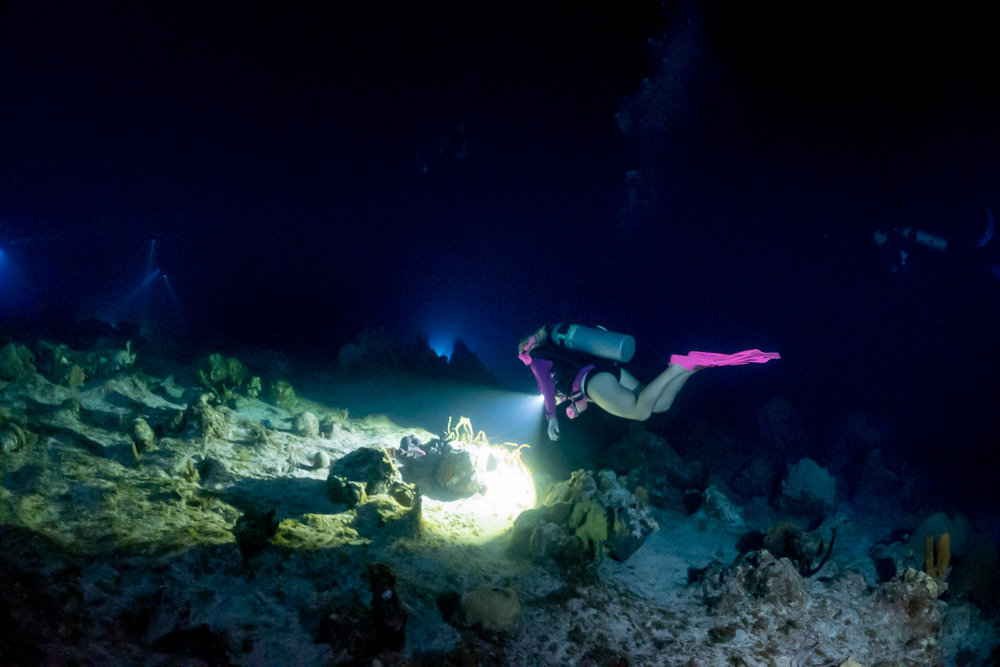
[669,349,781,370]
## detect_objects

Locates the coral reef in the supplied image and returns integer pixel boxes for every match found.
[0,331,995,664]
[197,353,261,404]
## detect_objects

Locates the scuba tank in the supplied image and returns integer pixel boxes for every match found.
[551,324,635,363]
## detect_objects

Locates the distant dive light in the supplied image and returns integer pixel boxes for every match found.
[975,209,995,248]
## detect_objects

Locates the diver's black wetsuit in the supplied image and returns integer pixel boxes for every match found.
[522,324,619,420]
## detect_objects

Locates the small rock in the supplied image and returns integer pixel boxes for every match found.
[269,380,297,410]
[460,587,522,634]
[0,423,26,454]
[130,416,157,453]
[294,411,319,437]
[233,507,279,562]
[327,475,367,507]
[313,450,331,470]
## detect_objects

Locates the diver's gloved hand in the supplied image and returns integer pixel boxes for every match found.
[547,416,560,441]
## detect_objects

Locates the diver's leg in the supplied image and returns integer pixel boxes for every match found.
[650,367,695,413]
[588,364,691,421]
[586,372,644,420]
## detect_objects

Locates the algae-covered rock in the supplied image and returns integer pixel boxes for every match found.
[0,422,28,454]
[352,494,421,537]
[329,446,402,497]
[510,468,657,567]
[201,352,244,388]
[60,364,86,390]
[294,411,319,437]
[0,409,37,455]
[186,396,231,441]
[233,507,279,562]
[0,343,37,382]
[327,475,367,507]
[460,587,522,635]
[36,340,86,388]
[312,450,331,470]
[245,375,261,399]
[269,380,297,410]
[111,340,136,371]
[194,352,261,404]
[130,416,157,453]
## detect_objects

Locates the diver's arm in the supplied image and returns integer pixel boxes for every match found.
[528,358,558,421]
[546,415,560,441]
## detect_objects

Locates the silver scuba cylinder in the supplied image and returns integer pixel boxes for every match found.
[552,324,635,363]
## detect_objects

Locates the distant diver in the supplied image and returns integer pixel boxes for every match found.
[873,225,948,275]
[415,119,477,175]
[518,324,780,441]
[874,210,1000,283]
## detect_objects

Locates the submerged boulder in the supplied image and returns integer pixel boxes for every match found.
[395,436,487,499]
[780,457,837,519]
[328,446,402,497]
[508,469,658,567]
[458,587,522,635]
[0,343,37,382]
[293,411,320,437]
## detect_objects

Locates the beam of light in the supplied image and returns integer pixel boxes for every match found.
[163,273,178,307]
[124,268,161,303]
[108,268,163,324]
[5,230,82,247]
[975,209,995,248]
[146,238,157,275]
[0,244,31,312]
[404,387,546,448]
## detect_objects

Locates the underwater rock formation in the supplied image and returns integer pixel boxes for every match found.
[0,342,37,382]
[0,330,996,664]
[457,586,522,636]
[508,468,657,568]
[326,446,421,537]
[328,446,403,498]
[197,352,260,404]
[293,410,319,437]
[393,434,488,499]
[781,457,837,519]
[232,507,279,562]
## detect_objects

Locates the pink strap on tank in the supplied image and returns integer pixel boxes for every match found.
[670,349,781,370]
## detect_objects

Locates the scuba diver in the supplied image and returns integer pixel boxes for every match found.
[518,324,780,441]
[873,209,1000,284]
[872,225,948,278]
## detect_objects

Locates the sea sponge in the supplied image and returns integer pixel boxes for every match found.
[923,532,950,580]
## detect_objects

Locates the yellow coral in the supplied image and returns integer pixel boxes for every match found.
[924,532,951,580]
